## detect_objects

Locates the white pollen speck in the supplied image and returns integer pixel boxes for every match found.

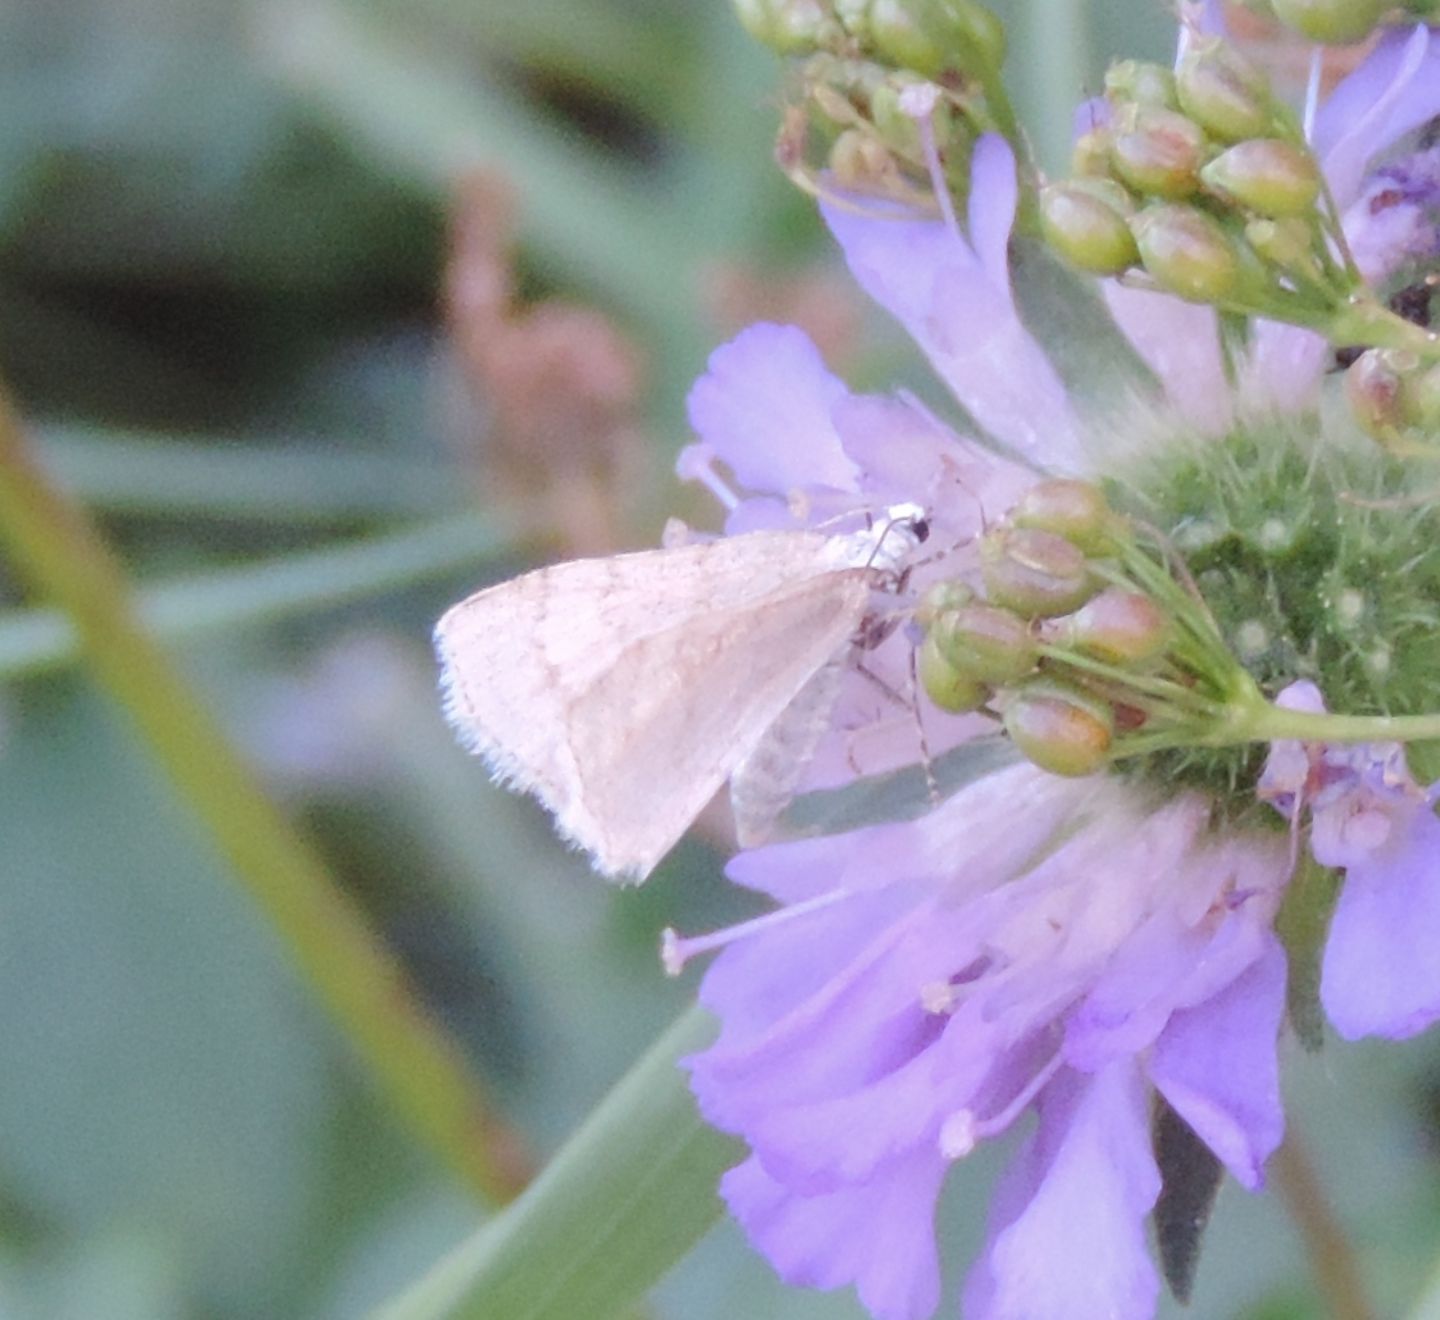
[898,82,942,118]
[1236,620,1270,659]
[1174,518,1225,552]
[1258,518,1289,551]
[1364,642,1392,680]
[660,928,685,977]
[920,981,957,1014]
[1334,588,1366,629]
[939,1110,977,1160]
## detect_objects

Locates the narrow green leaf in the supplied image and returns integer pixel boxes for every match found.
[37,424,465,523]
[777,736,1019,840]
[0,512,515,679]
[1009,237,1158,419]
[261,1,700,351]
[1275,854,1340,1054]
[372,1004,741,1320]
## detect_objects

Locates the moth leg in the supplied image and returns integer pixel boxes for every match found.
[907,645,940,807]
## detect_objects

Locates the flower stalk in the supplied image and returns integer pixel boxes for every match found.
[0,378,531,1206]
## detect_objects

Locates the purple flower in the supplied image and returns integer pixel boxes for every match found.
[1244,24,1440,413]
[667,27,1440,1320]
[670,769,1289,1319]
[1261,681,1440,1042]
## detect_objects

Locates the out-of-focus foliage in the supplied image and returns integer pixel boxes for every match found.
[0,2,1438,1318]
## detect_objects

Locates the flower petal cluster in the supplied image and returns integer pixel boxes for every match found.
[1261,681,1440,1042]
[672,21,1440,1320]
[679,768,1288,1318]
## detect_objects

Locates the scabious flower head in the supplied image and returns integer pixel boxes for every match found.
[670,14,1440,1319]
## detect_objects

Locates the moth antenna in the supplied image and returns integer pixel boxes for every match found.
[864,503,931,570]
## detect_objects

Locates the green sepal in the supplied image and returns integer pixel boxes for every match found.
[1406,738,1440,788]
[1275,852,1341,1053]
[1152,1096,1226,1304]
[371,1005,740,1320]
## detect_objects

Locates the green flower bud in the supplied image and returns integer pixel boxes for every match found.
[733,0,844,53]
[980,527,1097,618]
[866,0,944,74]
[869,81,924,157]
[913,579,974,631]
[1176,37,1272,142]
[1105,59,1178,109]
[930,602,1037,683]
[1011,478,1118,555]
[1344,347,1417,441]
[1131,204,1241,303]
[1411,362,1440,428]
[866,0,1004,78]
[1039,181,1140,276]
[1111,105,1206,198]
[917,633,988,712]
[1201,139,1321,217]
[1271,0,1386,43]
[1071,128,1114,179]
[1059,588,1170,666]
[1244,217,1322,284]
[829,129,899,192]
[1003,680,1114,777]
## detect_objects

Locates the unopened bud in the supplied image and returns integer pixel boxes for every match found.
[1003,680,1114,777]
[914,579,974,631]
[1105,59,1177,110]
[917,634,988,712]
[830,129,899,191]
[1271,0,1386,43]
[733,0,843,53]
[1345,347,1418,441]
[1245,217,1322,283]
[1412,362,1440,427]
[1111,105,1206,199]
[1039,181,1139,276]
[869,81,923,157]
[980,527,1097,618]
[1201,139,1321,217]
[930,602,1037,683]
[1059,588,1170,666]
[1176,38,1272,142]
[866,0,1004,78]
[1071,128,1113,179]
[1132,204,1241,303]
[1011,479,1117,555]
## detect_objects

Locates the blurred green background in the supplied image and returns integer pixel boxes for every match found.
[2,1,1439,1317]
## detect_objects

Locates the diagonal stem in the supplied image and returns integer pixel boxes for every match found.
[1273,1132,1377,1320]
[0,379,531,1206]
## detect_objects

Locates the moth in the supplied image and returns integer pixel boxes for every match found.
[434,505,927,881]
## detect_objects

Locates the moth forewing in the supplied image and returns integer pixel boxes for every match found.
[560,569,876,878]
[434,529,885,881]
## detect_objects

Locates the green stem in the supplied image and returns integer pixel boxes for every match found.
[0,382,531,1206]
[1034,644,1221,713]
[1329,296,1440,360]
[1235,701,1440,746]
[1273,1136,1377,1320]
